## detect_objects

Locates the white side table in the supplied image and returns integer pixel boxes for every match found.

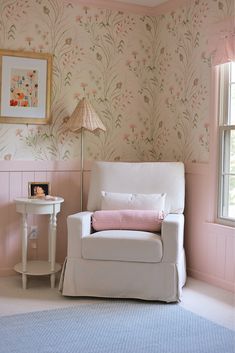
[14,197,64,289]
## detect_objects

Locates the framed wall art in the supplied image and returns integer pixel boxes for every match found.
[0,49,52,125]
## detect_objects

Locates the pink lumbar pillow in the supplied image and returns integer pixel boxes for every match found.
[92,209,164,232]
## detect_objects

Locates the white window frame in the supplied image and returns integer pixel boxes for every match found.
[217,62,235,227]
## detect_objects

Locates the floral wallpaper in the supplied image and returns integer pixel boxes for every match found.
[0,0,233,162]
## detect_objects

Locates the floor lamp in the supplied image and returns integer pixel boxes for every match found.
[68,98,106,211]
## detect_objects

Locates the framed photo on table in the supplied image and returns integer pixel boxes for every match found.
[28,182,51,199]
[0,49,52,125]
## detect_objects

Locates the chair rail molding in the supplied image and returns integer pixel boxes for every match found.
[64,0,190,16]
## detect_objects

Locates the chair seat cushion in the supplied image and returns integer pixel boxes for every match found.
[82,230,162,263]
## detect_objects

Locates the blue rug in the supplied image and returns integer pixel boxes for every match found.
[0,301,234,353]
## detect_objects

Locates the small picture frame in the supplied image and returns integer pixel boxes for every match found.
[28,182,50,199]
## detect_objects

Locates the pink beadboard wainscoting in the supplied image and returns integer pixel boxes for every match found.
[0,160,234,292]
[185,162,235,292]
[0,160,82,276]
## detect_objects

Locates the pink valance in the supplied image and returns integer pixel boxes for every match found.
[212,34,235,66]
[208,16,235,66]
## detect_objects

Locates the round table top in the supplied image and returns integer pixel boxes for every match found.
[14,197,64,205]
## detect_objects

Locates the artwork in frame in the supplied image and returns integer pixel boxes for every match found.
[0,49,52,124]
[28,182,51,199]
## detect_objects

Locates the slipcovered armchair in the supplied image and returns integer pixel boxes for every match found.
[60,161,186,302]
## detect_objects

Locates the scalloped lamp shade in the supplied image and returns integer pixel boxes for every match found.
[68,98,106,132]
[68,97,106,211]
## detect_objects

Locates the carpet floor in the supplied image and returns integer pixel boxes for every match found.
[0,301,234,353]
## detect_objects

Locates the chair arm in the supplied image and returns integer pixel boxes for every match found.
[67,211,93,258]
[161,213,184,263]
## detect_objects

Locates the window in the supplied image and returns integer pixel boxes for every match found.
[218,61,235,226]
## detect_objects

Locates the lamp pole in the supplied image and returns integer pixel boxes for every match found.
[80,127,84,212]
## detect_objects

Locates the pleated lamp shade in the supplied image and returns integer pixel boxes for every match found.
[68,98,105,211]
[68,98,106,132]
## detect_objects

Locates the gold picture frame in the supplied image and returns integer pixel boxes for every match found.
[0,49,52,125]
[28,182,51,199]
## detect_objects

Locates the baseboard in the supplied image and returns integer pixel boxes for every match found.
[187,268,235,293]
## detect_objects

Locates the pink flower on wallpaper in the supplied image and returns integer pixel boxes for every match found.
[116,22,124,33]
[37,126,43,133]
[15,129,23,137]
[4,154,12,160]
[123,134,130,141]
[76,15,82,23]
[80,82,88,91]
[10,69,38,108]
[74,92,81,100]
[129,124,136,132]
[204,122,209,130]
[59,136,65,145]
[199,134,204,143]
[25,36,33,46]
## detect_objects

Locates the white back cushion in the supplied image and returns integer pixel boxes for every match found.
[101,191,166,211]
[87,161,185,214]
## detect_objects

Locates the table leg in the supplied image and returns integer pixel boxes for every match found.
[21,213,28,289]
[49,209,57,288]
[50,273,55,288]
[22,273,27,290]
[48,215,52,263]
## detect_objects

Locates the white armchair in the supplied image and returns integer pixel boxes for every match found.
[60,161,186,302]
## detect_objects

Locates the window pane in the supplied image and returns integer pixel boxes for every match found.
[231,83,235,125]
[228,175,235,218]
[231,62,235,82]
[231,130,235,173]
[222,174,235,219]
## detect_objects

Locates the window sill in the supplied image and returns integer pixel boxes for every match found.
[205,221,235,235]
